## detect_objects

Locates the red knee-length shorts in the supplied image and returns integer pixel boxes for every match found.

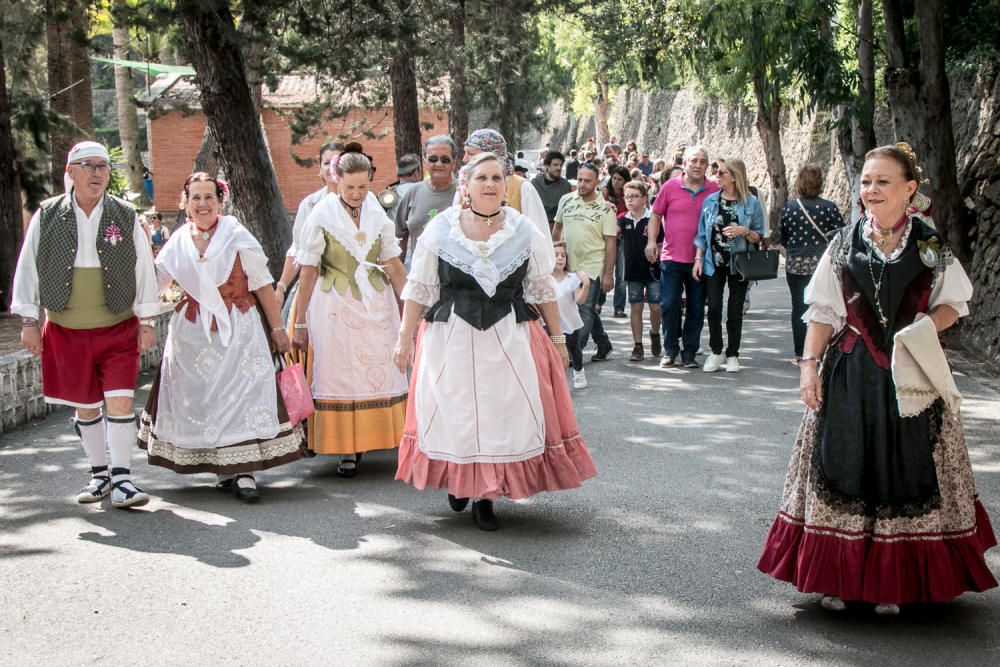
[41,317,140,409]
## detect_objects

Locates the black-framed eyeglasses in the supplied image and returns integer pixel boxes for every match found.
[427,156,452,164]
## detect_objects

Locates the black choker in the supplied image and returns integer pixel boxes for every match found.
[340,197,360,219]
[471,207,502,220]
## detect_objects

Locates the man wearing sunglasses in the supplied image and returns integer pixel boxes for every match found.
[395,135,458,262]
[12,140,159,509]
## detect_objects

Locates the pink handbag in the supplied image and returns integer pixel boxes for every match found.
[277,360,314,426]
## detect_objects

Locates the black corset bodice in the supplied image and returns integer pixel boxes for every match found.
[843,220,936,349]
[425,258,538,330]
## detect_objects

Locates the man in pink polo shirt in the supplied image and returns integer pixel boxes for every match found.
[644,145,719,367]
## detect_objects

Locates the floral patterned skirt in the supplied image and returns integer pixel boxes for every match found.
[757,406,997,604]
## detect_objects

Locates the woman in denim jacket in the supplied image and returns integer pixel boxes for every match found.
[693,158,765,373]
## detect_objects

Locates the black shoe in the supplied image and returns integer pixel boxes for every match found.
[592,342,612,362]
[234,475,260,504]
[613,310,626,318]
[682,357,698,369]
[629,343,644,362]
[337,455,360,478]
[649,331,662,358]
[448,494,470,512]
[215,477,235,492]
[471,499,500,531]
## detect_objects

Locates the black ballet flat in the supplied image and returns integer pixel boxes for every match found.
[448,494,470,512]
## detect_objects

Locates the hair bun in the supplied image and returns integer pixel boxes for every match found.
[894,141,917,163]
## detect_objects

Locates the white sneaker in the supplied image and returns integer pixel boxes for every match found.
[702,353,725,372]
[725,356,741,372]
[573,369,588,389]
[110,479,151,509]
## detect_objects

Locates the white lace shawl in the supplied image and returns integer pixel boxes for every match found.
[155,215,272,346]
[296,191,402,310]
[400,205,557,307]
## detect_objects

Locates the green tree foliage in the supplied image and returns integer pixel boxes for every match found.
[1,0,66,208]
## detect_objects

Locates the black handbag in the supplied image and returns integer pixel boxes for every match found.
[732,246,780,281]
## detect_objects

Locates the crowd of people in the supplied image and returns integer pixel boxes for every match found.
[9,133,997,612]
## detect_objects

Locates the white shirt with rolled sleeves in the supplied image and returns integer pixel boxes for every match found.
[11,192,160,321]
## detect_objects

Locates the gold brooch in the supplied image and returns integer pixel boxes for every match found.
[355,230,367,245]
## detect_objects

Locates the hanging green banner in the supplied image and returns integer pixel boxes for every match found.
[91,56,195,76]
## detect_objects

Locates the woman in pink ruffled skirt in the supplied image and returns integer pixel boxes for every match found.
[392,152,597,531]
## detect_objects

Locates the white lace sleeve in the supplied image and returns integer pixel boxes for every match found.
[378,216,403,262]
[295,219,325,267]
[399,236,439,307]
[930,256,973,318]
[240,249,274,291]
[802,244,846,330]
[523,224,558,304]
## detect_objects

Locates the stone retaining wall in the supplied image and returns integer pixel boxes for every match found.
[0,311,171,433]
[535,65,1000,370]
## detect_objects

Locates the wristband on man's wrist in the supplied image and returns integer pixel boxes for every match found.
[21,318,39,328]
[139,318,156,328]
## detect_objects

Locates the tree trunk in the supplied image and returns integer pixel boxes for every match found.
[45,0,93,190]
[753,80,788,234]
[835,0,875,223]
[177,0,288,277]
[389,51,422,159]
[448,0,469,149]
[882,0,967,261]
[0,32,24,310]
[112,0,151,208]
[594,75,611,149]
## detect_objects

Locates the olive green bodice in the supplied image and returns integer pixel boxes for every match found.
[319,229,388,300]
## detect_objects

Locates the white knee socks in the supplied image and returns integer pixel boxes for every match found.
[74,413,107,471]
[105,414,137,473]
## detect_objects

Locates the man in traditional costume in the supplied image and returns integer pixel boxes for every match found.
[12,141,159,508]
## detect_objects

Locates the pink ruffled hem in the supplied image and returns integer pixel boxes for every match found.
[396,433,597,500]
[395,319,597,500]
[757,500,998,604]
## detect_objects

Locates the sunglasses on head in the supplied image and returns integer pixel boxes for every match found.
[427,155,452,164]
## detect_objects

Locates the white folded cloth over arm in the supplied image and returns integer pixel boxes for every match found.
[891,315,962,417]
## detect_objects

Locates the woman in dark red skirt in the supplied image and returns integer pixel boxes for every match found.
[757,143,996,615]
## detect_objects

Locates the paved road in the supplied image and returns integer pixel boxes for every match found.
[2,276,999,665]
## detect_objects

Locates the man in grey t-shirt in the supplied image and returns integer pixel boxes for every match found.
[395,135,458,261]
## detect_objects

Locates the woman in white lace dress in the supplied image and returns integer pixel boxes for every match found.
[139,173,306,503]
[393,152,597,531]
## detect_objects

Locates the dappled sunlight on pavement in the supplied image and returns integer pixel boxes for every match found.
[2,275,999,664]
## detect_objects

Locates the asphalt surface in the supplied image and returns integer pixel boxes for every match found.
[2,274,999,666]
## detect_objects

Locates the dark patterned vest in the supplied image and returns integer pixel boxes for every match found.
[36,193,138,314]
[836,220,938,368]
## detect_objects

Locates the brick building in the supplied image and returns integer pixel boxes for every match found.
[143,74,450,215]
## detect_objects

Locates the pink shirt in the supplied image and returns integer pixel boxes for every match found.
[651,176,719,263]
